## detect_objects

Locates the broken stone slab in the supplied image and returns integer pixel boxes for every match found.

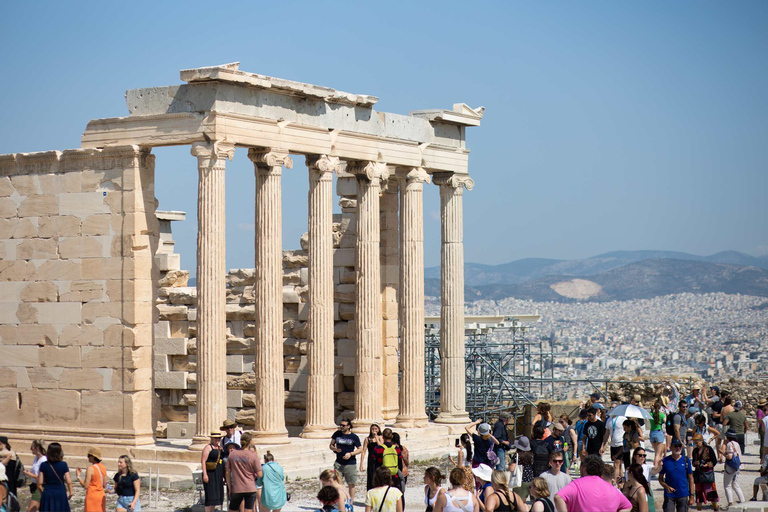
[158,270,189,287]
[168,287,197,305]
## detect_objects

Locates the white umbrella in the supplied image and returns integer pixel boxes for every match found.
[607,404,652,420]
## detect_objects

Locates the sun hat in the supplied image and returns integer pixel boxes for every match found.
[633,394,642,403]
[725,428,738,439]
[551,422,564,432]
[87,447,102,460]
[0,463,7,482]
[210,430,224,438]
[471,464,493,482]
[221,419,236,429]
[477,422,491,436]
[734,400,742,411]
[759,399,768,407]
[514,436,531,451]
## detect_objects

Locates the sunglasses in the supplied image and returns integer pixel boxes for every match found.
[635,454,646,458]
[672,445,683,449]
[552,460,564,464]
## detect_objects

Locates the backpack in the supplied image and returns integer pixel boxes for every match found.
[666,412,682,436]
[3,483,20,512]
[381,444,399,475]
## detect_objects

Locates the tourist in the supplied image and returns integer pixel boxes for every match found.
[531,425,554,478]
[465,421,500,469]
[1,463,17,512]
[221,420,242,461]
[658,438,694,512]
[38,442,73,512]
[509,437,534,500]
[364,467,402,512]
[76,447,107,512]
[113,455,141,512]
[624,449,660,512]
[707,388,725,460]
[684,387,705,415]
[360,424,383,490]
[541,452,571,497]
[692,415,719,447]
[470,464,493,509]
[448,434,474,490]
[650,400,667,467]
[622,463,650,512]
[554,455,632,512]
[492,413,512,470]
[372,429,403,495]
[483,470,527,512]
[762,401,768,459]
[545,423,565,454]
[622,419,642,475]
[603,465,617,488]
[573,409,588,468]
[530,477,555,512]
[319,469,352,512]
[317,486,340,512]
[558,415,577,472]
[423,467,445,512]
[749,451,768,502]
[581,407,607,458]
[226,432,263,512]
[691,433,719,511]
[260,452,286,512]
[723,400,749,455]
[391,432,409,499]
[533,403,553,435]
[757,399,768,458]
[432,468,478,512]
[202,430,225,512]
[722,428,745,507]
[23,439,46,512]
[670,401,689,450]
[0,437,21,499]
[330,420,362,502]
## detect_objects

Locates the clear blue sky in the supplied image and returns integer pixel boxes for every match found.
[2,1,766,274]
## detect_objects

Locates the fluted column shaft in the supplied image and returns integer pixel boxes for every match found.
[249,149,292,444]
[434,173,474,424]
[190,142,234,450]
[349,161,388,430]
[301,155,340,438]
[394,168,430,428]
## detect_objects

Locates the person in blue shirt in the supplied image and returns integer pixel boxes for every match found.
[658,439,694,512]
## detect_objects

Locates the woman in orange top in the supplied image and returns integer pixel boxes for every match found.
[76,447,107,512]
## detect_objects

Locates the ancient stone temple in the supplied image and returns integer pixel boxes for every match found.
[0,64,482,457]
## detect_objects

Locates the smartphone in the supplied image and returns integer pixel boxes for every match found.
[455,438,460,447]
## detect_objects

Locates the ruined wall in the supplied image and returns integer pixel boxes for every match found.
[0,146,157,445]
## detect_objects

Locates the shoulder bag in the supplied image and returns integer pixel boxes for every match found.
[205,445,221,471]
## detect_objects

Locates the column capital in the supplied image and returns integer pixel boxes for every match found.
[432,172,474,192]
[347,160,390,182]
[397,167,431,185]
[190,141,235,166]
[306,154,341,174]
[248,148,294,170]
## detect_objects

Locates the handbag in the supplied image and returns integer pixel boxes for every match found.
[725,454,741,473]
[486,446,499,467]
[508,453,522,488]
[205,445,221,471]
[699,470,715,483]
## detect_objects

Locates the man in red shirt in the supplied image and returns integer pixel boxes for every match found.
[225,432,263,512]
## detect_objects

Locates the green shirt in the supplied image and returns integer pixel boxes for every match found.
[650,411,666,431]
[726,410,747,434]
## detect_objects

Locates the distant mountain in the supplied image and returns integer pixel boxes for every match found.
[426,259,768,302]
[425,250,768,286]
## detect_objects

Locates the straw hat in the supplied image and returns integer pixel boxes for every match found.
[87,447,102,460]
[221,419,236,429]
[210,430,224,438]
[471,464,493,483]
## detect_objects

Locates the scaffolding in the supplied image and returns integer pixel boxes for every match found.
[424,315,552,424]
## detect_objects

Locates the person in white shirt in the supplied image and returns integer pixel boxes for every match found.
[541,451,572,497]
[606,414,627,476]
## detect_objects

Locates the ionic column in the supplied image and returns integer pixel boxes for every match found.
[348,161,389,431]
[248,148,292,444]
[433,173,474,424]
[190,141,235,450]
[394,168,431,428]
[300,155,340,438]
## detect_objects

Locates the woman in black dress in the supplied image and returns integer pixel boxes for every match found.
[38,442,73,512]
[201,431,225,512]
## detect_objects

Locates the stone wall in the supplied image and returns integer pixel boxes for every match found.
[0,146,157,445]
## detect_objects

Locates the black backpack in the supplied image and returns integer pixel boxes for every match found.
[666,412,682,436]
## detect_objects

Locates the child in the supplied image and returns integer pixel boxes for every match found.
[317,485,341,512]
[602,464,618,488]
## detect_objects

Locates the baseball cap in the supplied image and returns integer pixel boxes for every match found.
[671,438,683,446]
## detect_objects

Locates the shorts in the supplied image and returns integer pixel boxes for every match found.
[116,496,141,512]
[610,446,623,460]
[650,430,665,444]
[334,461,358,485]
[622,450,631,469]
[228,492,257,511]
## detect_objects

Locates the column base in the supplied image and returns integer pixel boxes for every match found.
[434,412,471,425]
[189,436,209,451]
[393,415,430,428]
[251,430,291,445]
[299,424,338,439]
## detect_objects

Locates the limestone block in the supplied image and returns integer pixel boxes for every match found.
[381,265,398,285]
[155,371,188,389]
[227,389,243,408]
[296,285,308,302]
[34,260,81,281]
[284,338,307,356]
[157,269,189,287]
[9,175,40,196]
[3,324,57,346]
[20,281,59,302]
[283,270,300,285]
[61,280,105,302]
[338,303,355,321]
[336,338,355,356]
[227,372,255,390]
[340,268,355,284]
[39,346,82,367]
[0,388,39,425]
[382,319,399,339]
[345,320,356,339]
[155,253,180,272]
[381,300,398,321]
[157,304,188,320]
[58,236,103,259]
[81,347,122,367]
[235,409,255,426]
[166,422,195,439]
[299,267,308,286]
[284,356,302,373]
[18,195,58,217]
[80,170,107,193]
[2,218,38,239]
[81,214,111,236]
[0,346,38,367]
[0,368,16,387]
[226,268,255,287]
[59,368,106,390]
[333,322,347,339]
[333,249,355,267]
[15,303,36,323]
[336,356,355,376]
[338,391,355,409]
[58,324,103,347]
[123,346,151,369]
[242,393,255,406]
[155,337,188,355]
[37,216,81,238]
[12,367,31,388]
[336,177,357,197]
[283,305,299,321]
[226,337,255,354]
[153,355,169,372]
[106,279,152,303]
[27,368,61,388]
[169,321,189,338]
[292,321,308,339]
[299,232,309,251]
[382,287,397,303]
[123,390,153,431]
[59,192,109,218]
[0,260,32,281]
[339,198,357,210]
[119,367,152,392]
[284,390,306,409]
[160,405,189,422]
[168,287,197,305]
[226,355,245,373]
[335,284,356,303]
[82,391,124,430]
[285,408,307,426]
[0,198,16,218]
[282,251,308,268]
[297,303,308,322]
[226,304,254,321]
[0,177,13,197]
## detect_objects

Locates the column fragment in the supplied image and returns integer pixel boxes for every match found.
[190,141,235,450]
[300,155,340,438]
[433,173,474,424]
[348,161,388,431]
[393,168,430,427]
[248,148,292,444]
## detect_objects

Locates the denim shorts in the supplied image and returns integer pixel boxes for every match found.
[650,430,665,444]
[116,495,141,511]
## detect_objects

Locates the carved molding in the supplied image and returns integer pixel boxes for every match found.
[397,167,431,185]
[346,161,389,182]
[305,155,340,174]
[432,172,474,191]
[248,148,294,170]
[190,141,235,168]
